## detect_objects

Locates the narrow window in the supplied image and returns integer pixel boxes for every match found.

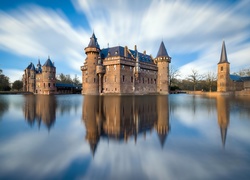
[131,76,133,83]
[123,75,125,82]
[94,78,95,83]
[221,67,223,71]
[48,83,50,87]
[114,76,116,82]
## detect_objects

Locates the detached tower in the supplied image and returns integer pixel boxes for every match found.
[81,33,100,95]
[155,41,171,94]
[217,41,230,92]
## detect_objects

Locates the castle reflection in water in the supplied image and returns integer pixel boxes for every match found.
[21,94,237,154]
[23,95,56,130]
[82,96,170,155]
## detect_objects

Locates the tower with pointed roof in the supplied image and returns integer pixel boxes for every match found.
[155,41,171,94]
[81,33,101,94]
[217,41,230,92]
[41,57,56,94]
[23,57,56,94]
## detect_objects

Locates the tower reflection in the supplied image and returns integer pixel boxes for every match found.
[216,96,230,148]
[23,95,56,130]
[82,95,170,156]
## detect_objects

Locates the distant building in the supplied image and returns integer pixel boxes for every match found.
[23,57,81,94]
[217,41,250,92]
[23,58,56,94]
[81,33,171,95]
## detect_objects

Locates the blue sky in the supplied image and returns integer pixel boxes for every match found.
[0,0,250,82]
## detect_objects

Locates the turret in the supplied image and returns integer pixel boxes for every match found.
[217,41,230,92]
[42,57,56,94]
[82,33,100,94]
[155,41,171,94]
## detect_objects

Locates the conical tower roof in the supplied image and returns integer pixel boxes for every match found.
[43,56,55,67]
[218,41,229,64]
[157,133,168,148]
[156,41,169,58]
[88,33,100,49]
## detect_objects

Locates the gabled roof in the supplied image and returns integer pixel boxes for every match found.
[100,46,154,64]
[88,33,100,49]
[218,41,229,64]
[156,41,169,58]
[43,57,55,67]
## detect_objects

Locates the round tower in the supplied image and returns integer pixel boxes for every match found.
[155,41,171,94]
[217,41,230,92]
[42,57,56,94]
[82,33,100,95]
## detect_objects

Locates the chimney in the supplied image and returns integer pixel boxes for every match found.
[143,50,146,55]
[134,45,137,51]
[124,46,128,57]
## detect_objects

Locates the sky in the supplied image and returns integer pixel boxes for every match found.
[0,0,250,83]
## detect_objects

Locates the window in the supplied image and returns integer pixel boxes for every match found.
[122,65,125,70]
[221,67,223,71]
[114,76,116,82]
[131,76,133,83]
[122,75,125,82]
[48,83,50,87]
[94,78,96,83]
[105,76,107,82]
[114,65,116,70]
[148,78,149,84]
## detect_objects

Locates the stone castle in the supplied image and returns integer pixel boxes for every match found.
[23,58,56,94]
[81,33,171,95]
[217,41,250,92]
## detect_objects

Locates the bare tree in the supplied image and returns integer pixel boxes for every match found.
[205,71,217,92]
[234,67,250,77]
[169,65,180,88]
[188,69,202,91]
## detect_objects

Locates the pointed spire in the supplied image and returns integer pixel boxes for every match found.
[88,32,100,49]
[157,133,168,148]
[219,41,229,64]
[156,41,169,58]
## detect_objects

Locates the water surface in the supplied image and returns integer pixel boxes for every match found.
[0,94,250,180]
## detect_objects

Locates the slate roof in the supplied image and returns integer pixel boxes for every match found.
[156,41,169,58]
[230,74,250,82]
[100,46,153,64]
[26,62,33,69]
[218,41,229,64]
[43,57,55,67]
[88,33,100,49]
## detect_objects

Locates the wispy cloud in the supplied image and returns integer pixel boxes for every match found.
[0,5,88,80]
[73,0,250,77]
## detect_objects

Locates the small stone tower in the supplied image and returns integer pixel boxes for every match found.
[217,41,230,92]
[42,57,56,94]
[82,33,100,94]
[23,62,36,93]
[155,41,171,94]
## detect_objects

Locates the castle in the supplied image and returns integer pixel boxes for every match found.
[23,57,56,94]
[81,33,171,95]
[217,41,250,92]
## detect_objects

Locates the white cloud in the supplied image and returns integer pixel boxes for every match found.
[73,0,250,77]
[4,69,23,82]
[0,5,88,80]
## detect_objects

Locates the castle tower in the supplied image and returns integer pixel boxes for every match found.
[82,33,100,95]
[155,41,171,94]
[42,57,56,94]
[23,63,36,93]
[217,41,230,92]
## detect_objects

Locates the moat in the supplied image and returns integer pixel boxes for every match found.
[0,94,250,179]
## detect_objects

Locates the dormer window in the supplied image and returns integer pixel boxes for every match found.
[108,52,111,56]
[115,51,118,55]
